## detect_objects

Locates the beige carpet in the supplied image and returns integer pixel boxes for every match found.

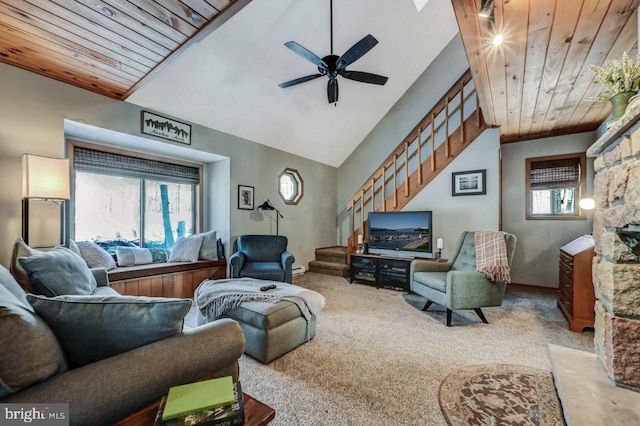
[189,273,593,425]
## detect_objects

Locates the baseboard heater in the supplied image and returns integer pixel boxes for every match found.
[292,265,306,276]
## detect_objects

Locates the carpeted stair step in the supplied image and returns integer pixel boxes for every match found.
[315,246,348,264]
[308,260,350,278]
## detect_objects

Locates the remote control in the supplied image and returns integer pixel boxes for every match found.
[260,284,277,291]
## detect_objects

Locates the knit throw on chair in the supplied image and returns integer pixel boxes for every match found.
[474,230,511,283]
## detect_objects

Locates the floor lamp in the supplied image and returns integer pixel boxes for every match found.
[257,199,283,235]
[22,154,70,246]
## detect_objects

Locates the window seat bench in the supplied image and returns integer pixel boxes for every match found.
[108,260,226,298]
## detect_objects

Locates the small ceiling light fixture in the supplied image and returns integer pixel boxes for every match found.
[478,0,495,18]
[492,33,504,47]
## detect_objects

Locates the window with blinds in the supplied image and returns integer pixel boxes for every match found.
[526,153,586,219]
[70,143,202,250]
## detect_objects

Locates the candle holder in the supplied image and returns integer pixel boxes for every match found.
[436,237,444,259]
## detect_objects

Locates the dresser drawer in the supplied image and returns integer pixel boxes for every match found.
[559,251,574,267]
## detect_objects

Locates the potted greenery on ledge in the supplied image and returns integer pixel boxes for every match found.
[589,52,640,121]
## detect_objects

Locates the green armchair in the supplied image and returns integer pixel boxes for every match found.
[410,231,517,326]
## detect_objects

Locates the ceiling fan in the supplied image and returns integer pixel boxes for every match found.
[278,0,388,104]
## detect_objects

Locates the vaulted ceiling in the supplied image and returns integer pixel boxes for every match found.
[1,0,639,164]
[452,0,640,143]
[0,0,250,99]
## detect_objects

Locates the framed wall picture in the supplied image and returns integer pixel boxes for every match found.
[141,110,191,145]
[238,185,254,210]
[452,169,486,196]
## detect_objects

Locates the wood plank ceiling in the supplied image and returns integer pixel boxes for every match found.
[0,0,250,99]
[452,0,640,143]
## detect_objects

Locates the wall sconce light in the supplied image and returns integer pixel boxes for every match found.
[257,199,284,235]
[579,197,596,211]
[22,154,70,245]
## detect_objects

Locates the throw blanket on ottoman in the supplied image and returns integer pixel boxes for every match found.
[195,278,326,340]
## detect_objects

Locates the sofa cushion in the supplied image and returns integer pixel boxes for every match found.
[18,247,97,297]
[9,237,43,292]
[168,235,204,262]
[27,294,192,366]
[0,285,68,398]
[198,230,218,261]
[76,241,117,270]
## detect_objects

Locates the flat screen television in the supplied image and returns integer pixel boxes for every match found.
[367,210,433,258]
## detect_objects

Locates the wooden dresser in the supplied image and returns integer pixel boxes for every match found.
[558,235,596,332]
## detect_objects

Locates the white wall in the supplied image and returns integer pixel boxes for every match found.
[501,132,595,287]
[335,34,501,252]
[0,63,337,268]
[337,35,470,242]
[405,129,500,256]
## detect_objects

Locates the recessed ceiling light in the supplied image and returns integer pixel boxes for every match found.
[492,34,504,46]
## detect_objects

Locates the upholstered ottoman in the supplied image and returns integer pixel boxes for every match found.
[195,278,325,364]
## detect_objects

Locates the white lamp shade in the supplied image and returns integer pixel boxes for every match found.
[357,234,363,245]
[436,237,444,249]
[22,154,70,199]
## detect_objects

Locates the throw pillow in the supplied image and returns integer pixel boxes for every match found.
[116,247,153,266]
[168,235,204,262]
[149,248,171,263]
[76,241,117,270]
[0,285,68,398]
[68,239,82,257]
[18,247,97,297]
[0,264,30,308]
[9,237,43,293]
[198,230,218,261]
[217,238,225,260]
[27,294,192,366]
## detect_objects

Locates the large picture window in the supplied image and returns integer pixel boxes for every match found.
[71,144,200,250]
[526,153,586,220]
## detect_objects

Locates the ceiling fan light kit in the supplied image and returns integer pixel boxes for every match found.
[278,0,388,104]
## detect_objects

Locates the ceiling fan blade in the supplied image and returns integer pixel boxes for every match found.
[327,78,338,103]
[279,74,323,88]
[342,70,388,85]
[336,34,378,69]
[284,41,328,70]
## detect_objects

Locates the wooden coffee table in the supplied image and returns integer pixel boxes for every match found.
[114,393,275,426]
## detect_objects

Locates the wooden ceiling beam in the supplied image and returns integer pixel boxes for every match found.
[451,0,497,126]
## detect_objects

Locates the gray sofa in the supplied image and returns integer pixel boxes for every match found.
[0,263,245,426]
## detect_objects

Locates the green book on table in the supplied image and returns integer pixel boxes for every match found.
[162,376,235,421]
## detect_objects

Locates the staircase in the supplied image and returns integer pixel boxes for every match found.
[308,246,349,277]
[346,69,487,254]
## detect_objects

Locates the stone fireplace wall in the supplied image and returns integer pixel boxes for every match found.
[592,129,640,392]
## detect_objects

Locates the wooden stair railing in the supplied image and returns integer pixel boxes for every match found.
[346,69,487,255]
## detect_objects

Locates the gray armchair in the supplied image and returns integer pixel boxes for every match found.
[229,235,295,283]
[410,231,517,326]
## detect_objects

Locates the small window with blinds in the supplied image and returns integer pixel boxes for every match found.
[69,142,202,250]
[526,153,586,220]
